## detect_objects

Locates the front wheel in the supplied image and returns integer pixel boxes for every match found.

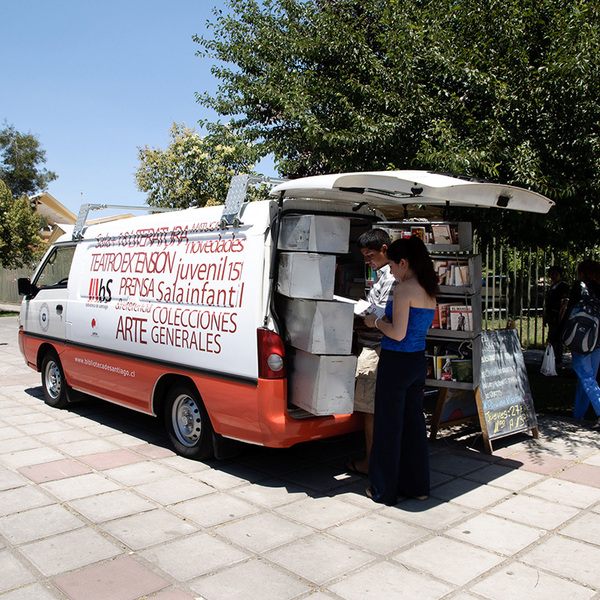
[41,350,70,408]
[164,384,214,460]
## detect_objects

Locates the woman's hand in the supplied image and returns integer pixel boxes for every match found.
[363,313,377,328]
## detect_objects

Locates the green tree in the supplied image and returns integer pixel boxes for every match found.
[0,123,58,197]
[195,0,600,250]
[135,122,261,208]
[0,179,44,268]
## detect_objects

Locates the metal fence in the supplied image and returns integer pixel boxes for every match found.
[0,266,35,305]
[477,241,600,348]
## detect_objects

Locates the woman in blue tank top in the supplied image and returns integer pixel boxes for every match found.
[363,236,438,505]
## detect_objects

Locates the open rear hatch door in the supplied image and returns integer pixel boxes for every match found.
[270,170,554,214]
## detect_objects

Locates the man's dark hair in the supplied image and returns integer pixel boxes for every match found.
[357,228,391,251]
[548,265,563,277]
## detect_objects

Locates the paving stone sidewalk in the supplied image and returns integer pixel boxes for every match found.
[1,315,599,600]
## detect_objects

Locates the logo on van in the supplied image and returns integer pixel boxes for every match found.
[88,278,113,303]
[39,303,50,332]
[91,318,98,337]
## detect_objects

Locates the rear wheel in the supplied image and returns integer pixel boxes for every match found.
[41,350,70,408]
[164,384,214,460]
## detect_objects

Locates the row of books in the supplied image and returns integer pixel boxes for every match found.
[433,260,470,286]
[388,223,458,245]
[431,303,474,331]
[426,354,473,381]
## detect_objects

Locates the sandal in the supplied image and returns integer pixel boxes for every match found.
[345,458,368,476]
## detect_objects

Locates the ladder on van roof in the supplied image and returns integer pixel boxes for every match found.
[72,204,174,240]
[220,174,287,229]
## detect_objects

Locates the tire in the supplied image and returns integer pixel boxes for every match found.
[41,350,70,408]
[164,383,214,460]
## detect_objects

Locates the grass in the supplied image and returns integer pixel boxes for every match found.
[482,312,546,349]
[0,310,19,317]
[514,316,546,350]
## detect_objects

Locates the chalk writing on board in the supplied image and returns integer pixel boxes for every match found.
[478,329,537,440]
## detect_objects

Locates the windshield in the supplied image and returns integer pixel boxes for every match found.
[33,245,76,288]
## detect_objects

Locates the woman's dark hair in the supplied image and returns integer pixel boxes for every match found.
[387,236,439,298]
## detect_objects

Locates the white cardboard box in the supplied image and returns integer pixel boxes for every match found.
[289,349,357,415]
[277,252,336,299]
[278,215,350,254]
[279,295,355,355]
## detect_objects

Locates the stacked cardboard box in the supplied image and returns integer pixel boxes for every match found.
[277,215,356,416]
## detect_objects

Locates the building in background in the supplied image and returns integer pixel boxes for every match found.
[0,193,134,304]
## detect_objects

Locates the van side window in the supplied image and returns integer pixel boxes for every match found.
[33,245,76,289]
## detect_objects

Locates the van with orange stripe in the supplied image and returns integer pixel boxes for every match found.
[18,171,553,458]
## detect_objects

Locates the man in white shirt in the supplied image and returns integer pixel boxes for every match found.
[346,229,395,476]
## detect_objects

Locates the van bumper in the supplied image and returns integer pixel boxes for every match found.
[255,378,361,448]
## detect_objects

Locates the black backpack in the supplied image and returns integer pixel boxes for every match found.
[561,282,600,354]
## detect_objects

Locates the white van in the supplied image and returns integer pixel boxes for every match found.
[18,171,553,459]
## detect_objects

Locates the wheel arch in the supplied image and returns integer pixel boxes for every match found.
[153,373,209,423]
[36,342,60,372]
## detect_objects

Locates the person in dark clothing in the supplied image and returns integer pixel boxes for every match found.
[564,259,600,428]
[544,265,570,365]
[363,236,439,504]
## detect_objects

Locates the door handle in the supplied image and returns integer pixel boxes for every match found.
[56,305,63,315]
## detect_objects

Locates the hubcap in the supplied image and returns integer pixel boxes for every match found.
[172,394,201,447]
[45,361,61,400]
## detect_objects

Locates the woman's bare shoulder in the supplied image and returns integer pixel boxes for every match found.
[401,279,436,308]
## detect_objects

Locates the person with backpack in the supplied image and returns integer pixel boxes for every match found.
[562,259,600,428]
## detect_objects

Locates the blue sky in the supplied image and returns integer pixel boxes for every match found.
[4,0,276,217]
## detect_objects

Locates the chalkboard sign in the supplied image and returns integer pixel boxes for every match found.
[476,329,538,447]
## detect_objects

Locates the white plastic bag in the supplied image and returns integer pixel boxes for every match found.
[540,345,558,376]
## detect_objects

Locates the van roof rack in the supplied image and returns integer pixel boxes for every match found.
[72,204,174,240]
[72,174,288,240]
[220,174,287,229]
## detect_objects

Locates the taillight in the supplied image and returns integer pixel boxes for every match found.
[257,328,286,379]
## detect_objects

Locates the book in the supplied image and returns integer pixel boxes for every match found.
[433,260,449,285]
[441,261,470,286]
[353,299,371,316]
[453,264,470,286]
[410,225,426,241]
[431,305,440,329]
[386,229,404,242]
[450,359,473,383]
[435,354,459,379]
[431,223,452,245]
[439,303,450,329]
[449,305,473,331]
[434,302,461,329]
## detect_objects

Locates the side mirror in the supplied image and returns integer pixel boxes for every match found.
[18,278,34,297]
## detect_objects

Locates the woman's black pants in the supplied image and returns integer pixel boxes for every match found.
[368,348,430,505]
